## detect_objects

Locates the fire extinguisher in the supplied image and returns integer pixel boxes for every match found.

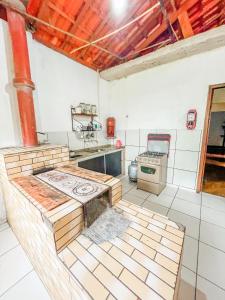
[107,117,115,138]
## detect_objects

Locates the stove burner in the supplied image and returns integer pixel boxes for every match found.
[73,183,99,196]
[139,151,165,158]
[48,174,69,182]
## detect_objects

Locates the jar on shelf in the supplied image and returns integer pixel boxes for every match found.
[91,105,97,115]
[80,103,86,114]
[85,104,91,115]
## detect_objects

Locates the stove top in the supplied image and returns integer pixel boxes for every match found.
[138,151,166,158]
[36,170,109,204]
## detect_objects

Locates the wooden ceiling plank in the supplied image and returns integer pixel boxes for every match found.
[61,0,93,49]
[178,11,194,37]
[93,0,164,66]
[82,0,148,63]
[123,0,199,60]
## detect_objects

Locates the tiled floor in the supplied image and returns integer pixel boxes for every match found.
[121,176,225,300]
[0,223,50,300]
[1,177,225,300]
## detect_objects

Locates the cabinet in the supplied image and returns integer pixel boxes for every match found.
[78,156,105,173]
[105,151,121,177]
[78,151,122,176]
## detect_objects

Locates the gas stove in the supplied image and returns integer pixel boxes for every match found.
[136,134,171,195]
[136,151,167,165]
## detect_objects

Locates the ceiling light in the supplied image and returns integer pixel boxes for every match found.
[110,0,128,16]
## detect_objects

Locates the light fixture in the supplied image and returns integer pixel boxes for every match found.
[110,0,128,16]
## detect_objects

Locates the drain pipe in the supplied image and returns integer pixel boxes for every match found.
[5,0,38,146]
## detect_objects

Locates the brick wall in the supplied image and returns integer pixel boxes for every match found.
[0,145,70,179]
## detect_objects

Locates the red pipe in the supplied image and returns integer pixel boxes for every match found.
[6,1,38,146]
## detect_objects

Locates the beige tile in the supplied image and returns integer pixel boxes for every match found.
[51,206,82,230]
[130,222,161,242]
[153,214,179,229]
[58,247,77,268]
[121,233,156,259]
[146,272,174,300]
[129,204,154,217]
[109,246,148,281]
[76,234,92,249]
[68,240,98,272]
[116,204,137,216]
[56,222,83,250]
[99,241,113,252]
[55,214,83,241]
[94,264,137,300]
[155,253,178,275]
[111,237,134,256]
[161,237,182,254]
[125,227,142,240]
[71,261,109,300]
[137,213,166,229]
[88,244,123,277]
[147,224,183,245]
[120,200,131,207]
[119,269,162,300]
[132,250,176,288]
[166,225,185,238]
[123,212,148,227]
[141,235,180,263]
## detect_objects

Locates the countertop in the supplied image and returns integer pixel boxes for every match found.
[69,145,125,162]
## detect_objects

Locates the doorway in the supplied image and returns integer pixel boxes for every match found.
[197,83,225,196]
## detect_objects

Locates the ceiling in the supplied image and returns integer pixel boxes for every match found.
[24,0,225,71]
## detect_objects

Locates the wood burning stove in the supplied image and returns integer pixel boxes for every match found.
[36,170,111,227]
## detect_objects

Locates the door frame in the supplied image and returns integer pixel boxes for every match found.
[197,83,225,192]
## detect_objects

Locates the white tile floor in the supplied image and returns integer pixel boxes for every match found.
[1,177,225,300]
[121,176,225,300]
[0,223,50,300]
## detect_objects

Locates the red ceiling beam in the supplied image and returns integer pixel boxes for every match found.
[178,11,194,37]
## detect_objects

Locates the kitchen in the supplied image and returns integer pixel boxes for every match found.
[0,1,225,300]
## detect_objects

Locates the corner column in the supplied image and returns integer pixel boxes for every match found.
[6,1,38,146]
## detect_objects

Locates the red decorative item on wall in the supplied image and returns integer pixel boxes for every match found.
[186,109,197,130]
[107,117,115,138]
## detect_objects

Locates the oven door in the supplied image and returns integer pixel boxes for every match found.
[137,163,160,183]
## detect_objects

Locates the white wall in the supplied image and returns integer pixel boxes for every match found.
[109,46,225,189]
[28,34,110,149]
[0,19,110,150]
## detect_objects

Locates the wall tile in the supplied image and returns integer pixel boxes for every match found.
[139,129,157,147]
[168,150,175,168]
[116,130,126,146]
[176,130,202,151]
[157,129,177,150]
[48,132,68,146]
[173,169,197,189]
[139,146,146,154]
[167,168,174,184]
[125,146,139,161]
[174,151,199,172]
[126,130,139,146]
[67,132,84,150]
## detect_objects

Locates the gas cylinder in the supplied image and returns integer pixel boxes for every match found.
[107,117,115,138]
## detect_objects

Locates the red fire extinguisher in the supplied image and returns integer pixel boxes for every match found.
[107,117,115,138]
